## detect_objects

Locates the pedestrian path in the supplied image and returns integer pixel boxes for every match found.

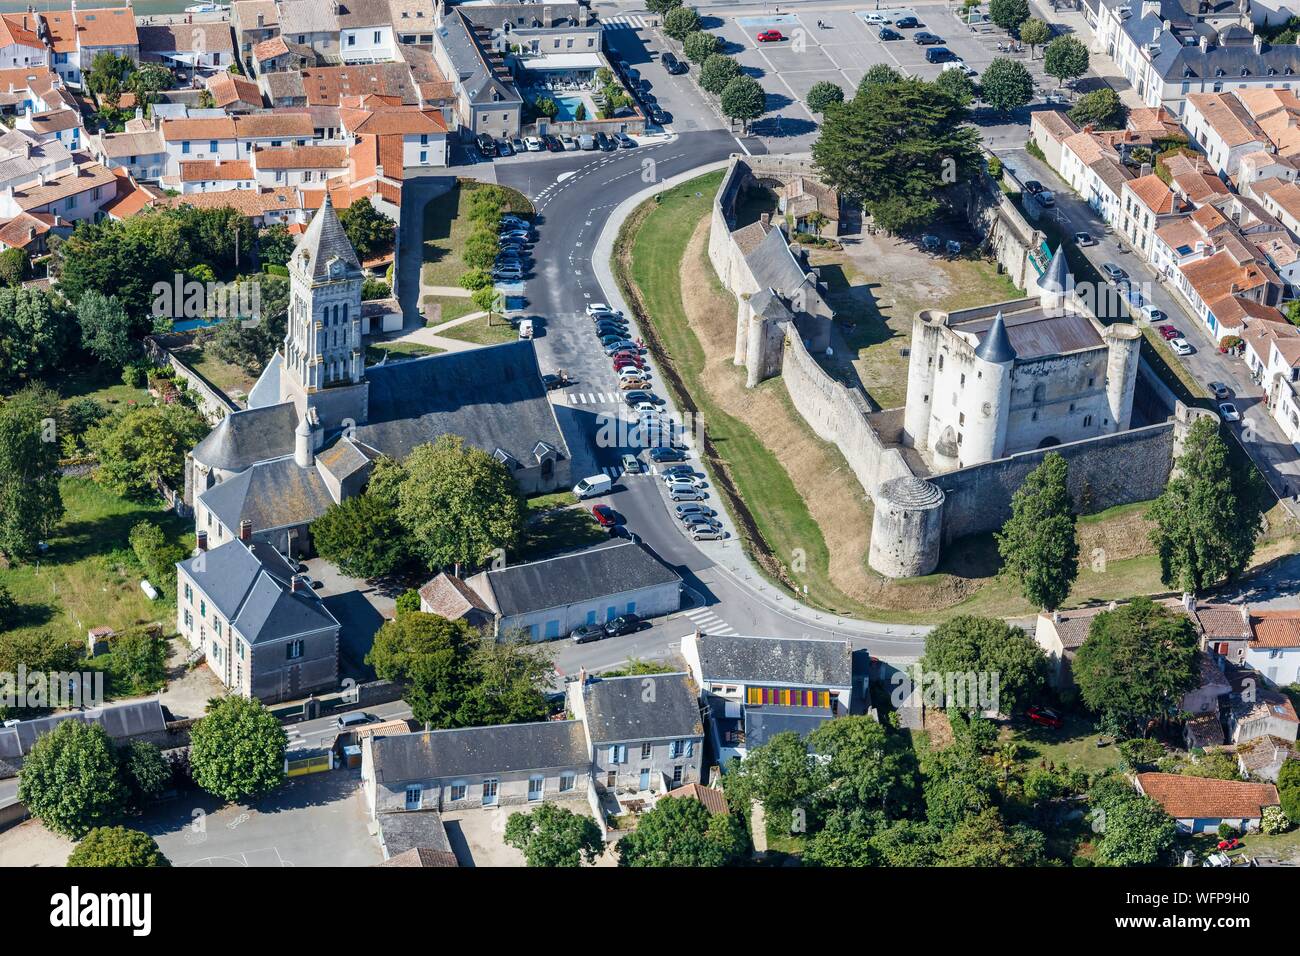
[682,606,737,636]
[567,390,622,405]
[602,14,649,30]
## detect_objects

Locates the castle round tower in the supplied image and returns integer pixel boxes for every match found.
[868,476,945,577]
[958,311,1016,467]
[1103,324,1142,433]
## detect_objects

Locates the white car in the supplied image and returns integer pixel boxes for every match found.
[525,136,545,152]
[942,59,978,77]
[560,134,578,150]
[587,303,621,316]
[863,11,887,23]
[1171,337,1194,356]
[1218,402,1241,422]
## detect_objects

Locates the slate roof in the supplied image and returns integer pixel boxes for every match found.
[355,340,569,466]
[0,699,166,759]
[1136,772,1279,819]
[973,311,1017,363]
[295,192,362,281]
[481,540,681,618]
[376,811,458,866]
[439,11,520,107]
[192,400,298,471]
[198,454,338,534]
[744,223,828,316]
[695,633,852,687]
[955,306,1103,361]
[246,352,283,409]
[744,705,834,750]
[1038,245,1072,295]
[370,720,588,781]
[581,673,702,744]
[176,538,338,645]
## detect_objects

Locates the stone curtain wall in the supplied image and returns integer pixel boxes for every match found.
[966,157,1046,292]
[782,330,915,498]
[143,337,238,424]
[932,419,1177,544]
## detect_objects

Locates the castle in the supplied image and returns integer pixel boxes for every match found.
[185,194,571,558]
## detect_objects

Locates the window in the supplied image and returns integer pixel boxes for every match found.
[528,776,544,801]
[559,772,576,793]
[348,34,356,46]
[200,600,206,619]
[286,639,303,660]
[641,743,652,759]
[182,140,191,154]
[404,786,422,810]
[183,609,192,629]
[184,583,192,602]
[450,782,467,801]
[1083,414,1093,427]
[672,765,683,784]
[608,744,626,765]
[214,619,222,637]
[211,640,221,662]
[373,30,381,44]
[237,641,244,659]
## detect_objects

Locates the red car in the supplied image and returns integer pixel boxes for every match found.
[1157,324,1180,340]
[1026,705,1063,730]
[614,356,646,370]
[756,29,784,42]
[591,504,617,528]
[1217,837,1240,850]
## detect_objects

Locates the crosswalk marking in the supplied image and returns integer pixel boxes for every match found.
[601,466,622,478]
[565,392,622,406]
[683,607,736,636]
[602,14,648,30]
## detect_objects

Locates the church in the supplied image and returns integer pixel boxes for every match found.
[185,195,572,558]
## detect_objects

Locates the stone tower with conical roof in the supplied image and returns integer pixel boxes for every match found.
[280,195,368,434]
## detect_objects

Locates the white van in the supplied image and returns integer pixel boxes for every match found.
[518,319,534,339]
[573,474,612,498]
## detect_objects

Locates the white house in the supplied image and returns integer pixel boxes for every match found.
[338,0,396,63]
[1247,610,1300,685]
[1135,772,1279,834]
[1182,91,1271,177]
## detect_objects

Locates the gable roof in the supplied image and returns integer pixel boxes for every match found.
[581,673,702,744]
[1251,610,1300,648]
[418,571,493,620]
[198,454,338,536]
[369,720,588,781]
[1136,772,1279,819]
[695,633,852,687]
[192,400,298,471]
[666,782,730,815]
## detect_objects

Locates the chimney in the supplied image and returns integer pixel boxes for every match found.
[27,226,35,241]
[291,575,299,592]
[196,530,208,552]
[1183,591,1196,612]
[257,12,264,27]
[1240,603,1250,623]
[1140,162,1153,177]
[1200,34,1210,51]
[1152,24,1160,44]
[239,518,252,542]
[1255,34,1264,54]
[578,666,587,685]
[1052,610,1062,624]
[760,212,770,227]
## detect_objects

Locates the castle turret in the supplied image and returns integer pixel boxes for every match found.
[1037,245,1073,315]
[1102,323,1142,433]
[294,414,314,468]
[961,311,1016,466]
[868,476,945,577]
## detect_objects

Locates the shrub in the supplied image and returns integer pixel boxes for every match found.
[361,278,391,300]
[395,588,422,617]
[1262,805,1290,834]
[1217,821,1238,839]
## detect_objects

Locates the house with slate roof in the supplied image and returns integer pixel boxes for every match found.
[175,527,340,702]
[568,672,704,793]
[681,631,853,763]
[186,192,570,557]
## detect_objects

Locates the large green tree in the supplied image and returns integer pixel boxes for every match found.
[121,740,171,808]
[87,402,209,499]
[77,291,137,369]
[395,434,525,571]
[67,826,170,867]
[1044,35,1089,86]
[19,720,128,838]
[1278,759,1300,824]
[1019,18,1051,58]
[0,286,71,391]
[662,5,700,40]
[188,696,287,802]
[719,75,766,132]
[1073,597,1200,737]
[979,57,1035,113]
[311,492,409,579]
[504,803,604,866]
[989,0,1030,33]
[996,452,1079,611]
[1092,782,1178,866]
[814,77,980,233]
[935,807,1048,866]
[919,615,1048,715]
[724,730,826,829]
[698,54,742,95]
[683,30,723,65]
[618,796,748,866]
[806,80,845,113]
[0,385,64,560]
[202,276,289,374]
[1070,87,1125,129]
[1147,415,1268,593]
[338,197,394,261]
[857,64,902,97]
[807,715,918,818]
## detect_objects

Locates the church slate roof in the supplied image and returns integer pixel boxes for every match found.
[246,352,283,410]
[199,455,337,533]
[296,192,361,280]
[192,400,299,471]
[355,340,569,467]
[744,224,829,317]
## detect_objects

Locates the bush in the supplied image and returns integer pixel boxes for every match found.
[121,361,149,388]
[1118,737,1165,769]
[105,627,168,697]
[1262,805,1291,834]
[263,263,289,277]
[1217,821,1238,839]
[129,519,183,592]
[67,826,170,867]
[395,588,421,617]
[361,278,391,300]
[458,268,492,291]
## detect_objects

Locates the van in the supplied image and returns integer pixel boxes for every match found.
[573,474,613,498]
[925,47,954,63]
[518,319,534,339]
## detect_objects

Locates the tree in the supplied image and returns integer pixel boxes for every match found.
[935,808,1048,866]
[458,632,553,727]
[663,5,700,40]
[458,268,492,292]
[698,54,742,96]
[1073,597,1200,737]
[857,63,902,97]
[67,827,170,867]
[814,77,980,233]
[120,741,171,807]
[618,796,748,866]
[311,492,409,578]
[803,810,881,866]
[719,75,766,132]
[86,51,134,109]
[462,230,499,271]
[1147,416,1268,593]
[807,716,918,818]
[0,385,64,560]
[0,582,15,631]
[996,452,1079,611]
[19,720,128,838]
[86,402,209,499]
[725,730,826,827]
[203,275,288,374]
[683,30,722,65]
[338,197,394,261]
[0,247,26,286]
[1280,759,1300,824]
[646,0,682,14]
[1043,35,1089,86]
[472,285,501,322]
[1070,87,1125,129]
[920,616,1048,715]
[504,803,604,866]
[394,588,422,617]
[0,286,71,391]
[367,612,480,728]
[77,291,137,368]
[1093,786,1177,866]
[106,627,169,696]
[258,223,297,267]
[933,67,975,106]
[989,0,1030,33]
[979,57,1035,113]
[396,435,525,571]
[188,696,287,802]
[1019,17,1051,58]
[806,80,845,113]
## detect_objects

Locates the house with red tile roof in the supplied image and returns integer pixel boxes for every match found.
[11,7,141,89]
[1135,772,1279,834]
[0,13,48,71]
[1120,173,1182,259]
[1246,609,1300,687]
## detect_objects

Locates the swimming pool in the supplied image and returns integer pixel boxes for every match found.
[553,95,587,121]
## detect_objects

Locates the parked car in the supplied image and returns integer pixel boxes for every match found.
[756,29,784,42]
[683,515,723,532]
[691,527,725,540]
[336,711,378,729]
[878,26,902,39]
[493,265,524,280]
[862,11,887,23]
[587,303,620,316]
[606,342,640,356]
[1022,180,1043,195]
[1209,381,1231,400]
[1219,402,1241,422]
[570,623,607,644]
[913,31,942,44]
[662,51,686,74]
[894,15,920,27]
[1074,231,1095,246]
[524,136,545,152]
[924,46,954,63]
[620,378,651,390]
[1139,304,1166,324]
[579,134,597,150]
[1157,323,1180,340]
[542,373,569,391]
[592,504,617,527]
[1171,337,1194,356]
[475,132,496,157]
[648,105,669,125]
[650,446,687,463]
[675,503,715,519]
[621,453,641,474]
[560,134,578,150]
[544,134,564,152]
[616,132,636,148]
[624,390,660,406]
[511,136,526,154]
[604,614,643,636]
[596,132,617,151]
[1026,705,1063,730]
[1101,262,1127,282]
[660,464,695,479]
[1037,189,1055,207]
[573,473,612,498]
[496,138,513,156]
[669,484,706,501]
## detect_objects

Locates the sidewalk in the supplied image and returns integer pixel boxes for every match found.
[374,309,493,354]
[1031,0,1147,110]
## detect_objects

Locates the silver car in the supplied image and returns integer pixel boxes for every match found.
[691,527,725,541]
[668,483,705,501]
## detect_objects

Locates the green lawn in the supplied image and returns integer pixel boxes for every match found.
[0,478,191,648]
[176,344,259,401]
[421,181,533,289]
[52,363,151,409]
[436,314,518,346]
[422,295,479,326]
[516,493,608,562]
[1002,711,1123,775]
[365,341,444,364]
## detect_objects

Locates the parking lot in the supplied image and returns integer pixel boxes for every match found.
[710,3,1062,146]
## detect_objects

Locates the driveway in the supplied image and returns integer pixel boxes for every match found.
[303,557,394,680]
[442,802,616,867]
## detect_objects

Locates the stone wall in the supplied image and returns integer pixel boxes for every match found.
[931,418,1178,544]
[966,159,1047,292]
[144,336,239,424]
